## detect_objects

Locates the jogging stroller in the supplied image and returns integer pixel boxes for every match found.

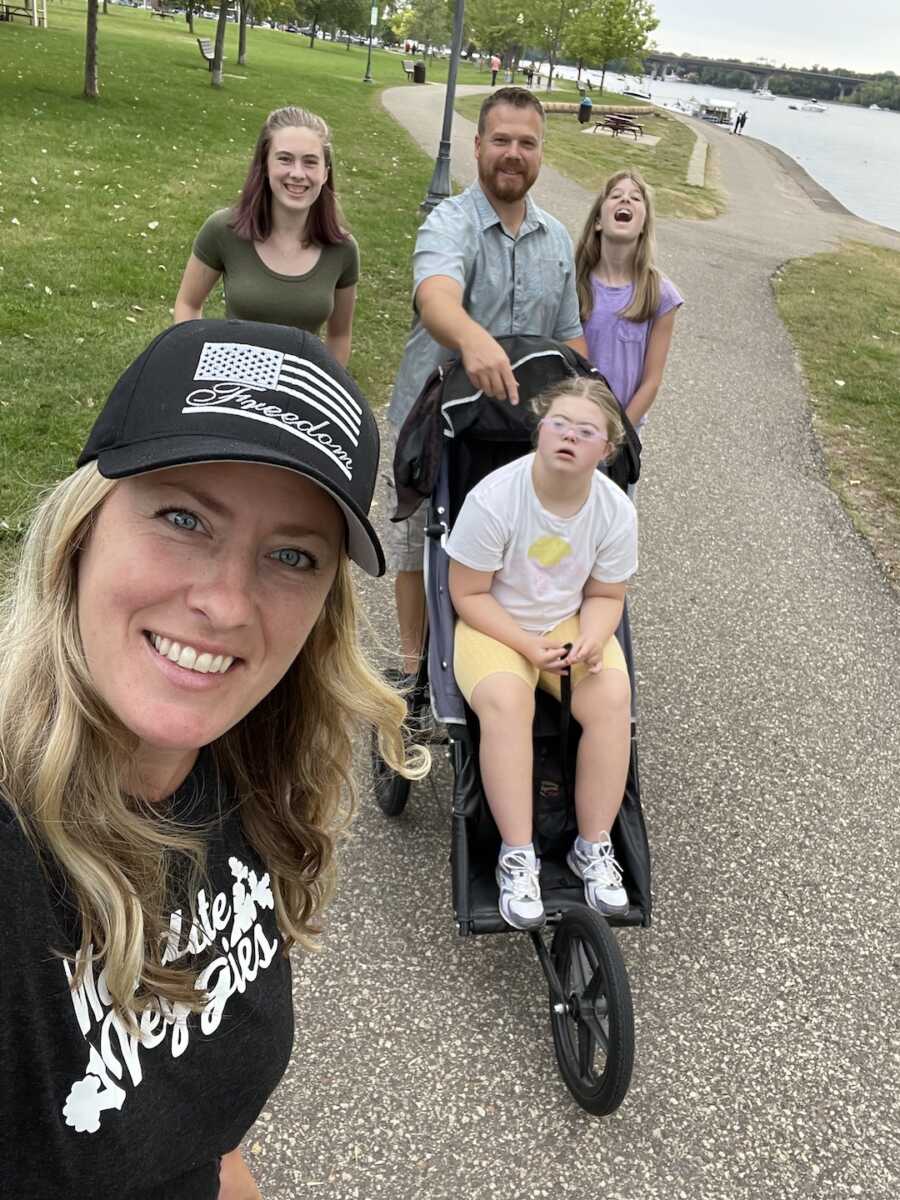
[371,336,652,1115]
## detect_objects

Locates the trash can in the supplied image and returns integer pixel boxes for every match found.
[413,60,426,84]
[578,96,593,125]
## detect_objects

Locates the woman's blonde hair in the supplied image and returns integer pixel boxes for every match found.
[575,169,660,324]
[0,464,428,1026]
[531,377,626,455]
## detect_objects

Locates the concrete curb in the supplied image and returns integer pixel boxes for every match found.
[686,128,708,186]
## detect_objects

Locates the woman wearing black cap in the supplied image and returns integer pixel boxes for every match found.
[0,320,427,1199]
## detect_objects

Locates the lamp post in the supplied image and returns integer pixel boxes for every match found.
[363,4,378,84]
[421,0,466,211]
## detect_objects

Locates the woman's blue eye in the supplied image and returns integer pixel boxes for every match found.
[164,509,199,531]
[270,548,316,571]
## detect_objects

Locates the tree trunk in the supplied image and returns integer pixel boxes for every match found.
[238,1,247,65]
[101,0,108,13]
[211,0,228,87]
[84,0,99,98]
[308,23,317,49]
[186,6,193,34]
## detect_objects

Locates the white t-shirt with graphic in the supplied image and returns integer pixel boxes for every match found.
[446,453,637,633]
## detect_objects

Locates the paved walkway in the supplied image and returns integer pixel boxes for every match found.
[251,87,900,1200]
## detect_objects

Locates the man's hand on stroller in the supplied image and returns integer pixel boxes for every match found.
[459,326,521,404]
[525,637,569,675]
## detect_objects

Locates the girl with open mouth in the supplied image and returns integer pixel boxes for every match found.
[575,170,684,471]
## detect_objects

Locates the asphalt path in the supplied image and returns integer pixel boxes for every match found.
[250,86,900,1200]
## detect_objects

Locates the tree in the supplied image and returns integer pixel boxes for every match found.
[211,0,229,87]
[84,0,99,99]
[525,0,577,92]
[293,0,340,47]
[238,0,250,66]
[392,0,450,55]
[564,0,658,93]
[253,0,296,24]
[466,0,521,62]
[333,0,369,47]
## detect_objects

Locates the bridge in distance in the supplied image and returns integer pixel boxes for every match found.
[643,52,869,97]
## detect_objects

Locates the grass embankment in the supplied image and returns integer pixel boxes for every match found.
[456,92,724,219]
[0,8,483,535]
[774,242,900,583]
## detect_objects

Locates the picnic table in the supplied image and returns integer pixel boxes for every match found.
[593,113,643,140]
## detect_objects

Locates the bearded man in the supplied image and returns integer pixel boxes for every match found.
[384,87,587,677]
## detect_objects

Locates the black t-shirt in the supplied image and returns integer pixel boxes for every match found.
[0,754,294,1199]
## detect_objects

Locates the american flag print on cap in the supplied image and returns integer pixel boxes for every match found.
[185,341,362,479]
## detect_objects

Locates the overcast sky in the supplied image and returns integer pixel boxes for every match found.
[650,1,899,75]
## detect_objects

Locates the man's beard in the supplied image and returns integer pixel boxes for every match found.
[480,160,536,202]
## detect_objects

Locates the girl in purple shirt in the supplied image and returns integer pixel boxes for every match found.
[575,170,683,430]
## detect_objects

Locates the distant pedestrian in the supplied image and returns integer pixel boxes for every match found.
[738,111,748,133]
[575,169,683,452]
[490,53,501,86]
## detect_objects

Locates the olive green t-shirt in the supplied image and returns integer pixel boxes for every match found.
[192,208,360,334]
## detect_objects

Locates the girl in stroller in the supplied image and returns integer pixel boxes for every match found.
[446,377,637,930]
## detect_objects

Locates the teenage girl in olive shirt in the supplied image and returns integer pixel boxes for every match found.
[174,106,359,366]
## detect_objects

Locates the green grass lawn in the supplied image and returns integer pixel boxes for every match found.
[4,8,893,585]
[456,93,724,219]
[774,242,900,583]
[0,7,460,533]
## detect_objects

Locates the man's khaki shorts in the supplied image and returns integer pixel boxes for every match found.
[380,424,426,573]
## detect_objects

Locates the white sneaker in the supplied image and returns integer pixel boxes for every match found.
[496,848,545,930]
[567,836,629,916]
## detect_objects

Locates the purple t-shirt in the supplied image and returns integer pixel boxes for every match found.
[583,274,683,422]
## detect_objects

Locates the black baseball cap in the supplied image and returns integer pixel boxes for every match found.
[78,319,385,576]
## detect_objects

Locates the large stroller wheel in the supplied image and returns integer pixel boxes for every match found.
[370,730,412,817]
[548,908,634,1115]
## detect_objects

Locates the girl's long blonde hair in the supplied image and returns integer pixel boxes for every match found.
[0,464,428,1025]
[575,169,660,325]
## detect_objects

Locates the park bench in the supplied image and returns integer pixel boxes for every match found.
[150,7,176,17]
[197,37,218,70]
[0,3,34,21]
[576,79,594,95]
[402,59,415,80]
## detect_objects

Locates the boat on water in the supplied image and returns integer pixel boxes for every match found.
[870,103,883,111]
[661,97,699,116]
[697,98,738,125]
[621,76,651,100]
[754,88,776,100]
[801,99,826,112]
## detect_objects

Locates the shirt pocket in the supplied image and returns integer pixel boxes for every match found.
[615,319,647,343]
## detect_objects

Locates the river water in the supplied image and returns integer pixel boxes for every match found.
[544,66,900,233]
